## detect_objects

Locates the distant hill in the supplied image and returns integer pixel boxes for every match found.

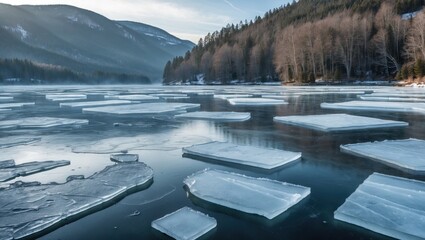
[0,3,195,83]
[164,0,425,84]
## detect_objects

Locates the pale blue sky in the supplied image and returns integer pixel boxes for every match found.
[0,0,288,42]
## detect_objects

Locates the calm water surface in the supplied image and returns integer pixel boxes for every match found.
[1,85,424,240]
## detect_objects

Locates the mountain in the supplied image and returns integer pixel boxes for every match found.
[0,3,195,83]
[164,0,425,85]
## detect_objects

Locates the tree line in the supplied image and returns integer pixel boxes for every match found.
[0,59,151,84]
[163,0,425,84]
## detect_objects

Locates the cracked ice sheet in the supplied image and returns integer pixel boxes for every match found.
[0,102,34,109]
[334,173,425,239]
[82,103,200,116]
[321,101,425,114]
[0,136,41,149]
[341,139,425,174]
[0,117,88,129]
[184,169,310,219]
[228,98,287,106]
[0,160,70,182]
[175,111,251,122]
[273,114,408,132]
[0,162,153,240]
[60,100,137,108]
[183,142,301,170]
[152,207,217,240]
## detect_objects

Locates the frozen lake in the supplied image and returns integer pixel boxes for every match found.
[1,85,425,239]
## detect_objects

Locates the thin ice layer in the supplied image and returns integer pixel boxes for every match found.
[152,207,217,240]
[214,94,253,99]
[0,160,15,169]
[321,101,425,114]
[183,142,301,169]
[228,98,287,106]
[359,96,425,102]
[183,169,310,219]
[0,160,70,182]
[0,136,41,149]
[0,117,88,129]
[105,94,160,101]
[341,139,425,174]
[0,102,34,109]
[175,111,251,122]
[82,103,200,116]
[0,162,153,240]
[273,114,408,132]
[60,100,136,108]
[334,173,425,239]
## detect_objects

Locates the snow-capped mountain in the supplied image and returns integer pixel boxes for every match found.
[0,3,195,82]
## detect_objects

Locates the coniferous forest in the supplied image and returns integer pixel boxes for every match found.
[163,0,425,84]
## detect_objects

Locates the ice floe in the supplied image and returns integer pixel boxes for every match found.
[321,101,425,114]
[0,160,70,182]
[0,136,41,149]
[183,169,310,219]
[150,93,189,100]
[228,98,287,106]
[0,117,88,129]
[45,94,87,101]
[152,207,217,240]
[110,153,139,163]
[214,94,253,100]
[341,139,425,174]
[82,103,200,116]
[0,160,15,169]
[273,114,408,132]
[334,173,425,239]
[105,94,160,101]
[359,96,425,102]
[0,97,13,102]
[0,162,153,239]
[60,100,136,109]
[0,102,34,109]
[175,111,251,122]
[183,142,301,170]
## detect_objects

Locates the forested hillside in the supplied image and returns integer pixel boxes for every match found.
[163,0,425,84]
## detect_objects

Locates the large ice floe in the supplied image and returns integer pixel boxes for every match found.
[105,94,160,101]
[358,96,425,102]
[0,102,34,109]
[0,160,70,182]
[45,94,87,102]
[0,162,153,240]
[334,173,425,239]
[273,114,408,132]
[183,142,301,170]
[341,139,425,174]
[0,136,41,149]
[214,94,253,100]
[321,101,425,114]
[0,117,88,129]
[60,100,137,109]
[82,103,200,116]
[152,207,217,240]
[183,169,310,219]
[228,98,287,106]
[175,111,251,122]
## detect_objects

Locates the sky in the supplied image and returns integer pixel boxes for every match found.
[0,0,288,43]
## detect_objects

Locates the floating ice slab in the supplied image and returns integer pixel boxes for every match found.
[321,101,425,114]
[228,98,287,106]
[214,94,253,100]
[0,117,88,129]
[0,162,153,240]
[152,207,217,240]
[184,169,310,219]
[175,111,251,122]
[0,160,70,182]
[150,93,189,99]
[83,103,200,116]
[60,100,136,108]
[359,96,425,102]
[110,153,139,163]
[0,136,41,149]
[105,94,160,101]
[0,102,34,109]
[341,139,425,174]
[0,97,13,102]
[367,93,425,98]
[45,94,87,101]
[183,142,301,170]
[273,114,408,132]
[334,173,425,239]
[0,160,15,169]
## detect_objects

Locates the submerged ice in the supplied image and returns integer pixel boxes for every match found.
[184,169,310,219]
[152,207,217,240]
[341,139,425,174]
[0,162,153,240]
[273,114,408,132]
[335,173,425,239]
[183,141,301,170]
